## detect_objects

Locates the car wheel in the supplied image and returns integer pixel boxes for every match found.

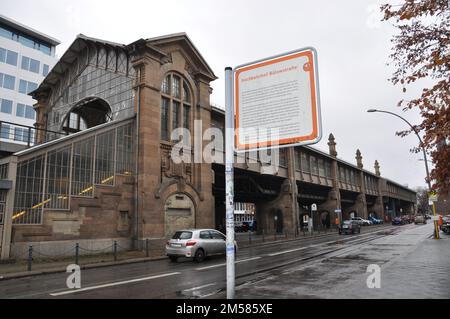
[169,256,178,263]
[194,249,205,263]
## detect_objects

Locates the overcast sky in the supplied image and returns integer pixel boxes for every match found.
[2,0,432,189]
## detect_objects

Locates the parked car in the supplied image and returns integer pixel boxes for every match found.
[392,216,404,225]
[351,217,371,226]
[401,215,412,224]
[368,216,383,224]
[414,215,427,224]
[339,220,361,235]
[439,215,450,231]
[441,219,450,234]
[425,214,432,220]
[166,229,237,263]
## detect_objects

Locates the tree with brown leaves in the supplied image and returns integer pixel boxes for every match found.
[381,0,449,194]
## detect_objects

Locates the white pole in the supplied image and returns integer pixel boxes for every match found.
[225,67,235,299]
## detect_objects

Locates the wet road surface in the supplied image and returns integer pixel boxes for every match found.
[0,224,434,299]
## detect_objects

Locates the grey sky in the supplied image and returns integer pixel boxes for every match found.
[2,0,431,189]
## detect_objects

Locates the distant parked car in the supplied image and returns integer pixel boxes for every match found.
[369,216,383,224]
[351,217,371,226]
[166,229,237,263]
[392,216,403,225]
[339,220,361,235]
[425,214,432,220]
[414,215,427,225]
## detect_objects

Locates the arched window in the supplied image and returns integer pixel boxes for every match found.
[161,73,192,141]
[63,112,88,134]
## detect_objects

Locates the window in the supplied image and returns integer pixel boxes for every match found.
[0,25,52,56]
[0,190,6,225]
[0,99,13,114]
[43,64,49,76]
[200,231,212,239]
[17,104,35,119]
[1,73,15,90]
[325,161,331,178]
[310,155,318,175]
[6,50,17,66]
[21,56,40,73]
[318,158,325,177]
[161,97,170,141]
[14,127,33,143]
[0,47,18,66]
[301,152,310,173]
[21,56,29,70]
[183,104,190,130]
[0,124,10,139]
[172,101,180,131]
[19,79,27,93]
[18,79,37,94]
[161,74,192,142]
[63,112,88,134]
[25,105,35,119]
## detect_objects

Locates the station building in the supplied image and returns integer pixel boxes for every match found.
[0,33,416,259]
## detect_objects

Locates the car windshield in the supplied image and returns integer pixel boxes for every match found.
[172,231,192,240]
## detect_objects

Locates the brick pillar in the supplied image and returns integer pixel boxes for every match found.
[33,94,49,144]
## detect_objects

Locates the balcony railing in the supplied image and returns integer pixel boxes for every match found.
[0,120,66,148]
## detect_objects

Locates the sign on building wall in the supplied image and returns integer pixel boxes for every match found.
[234,47,322,151]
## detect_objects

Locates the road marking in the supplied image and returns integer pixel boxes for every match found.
[183,283,216,292]
[268,247,308,256]
[49,272,180,296]
[196,257,261,271]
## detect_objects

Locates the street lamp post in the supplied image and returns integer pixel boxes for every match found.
[367,108,439,239]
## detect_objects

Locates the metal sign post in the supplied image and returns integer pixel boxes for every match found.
[225,67,235,299]
[225,47,322,299]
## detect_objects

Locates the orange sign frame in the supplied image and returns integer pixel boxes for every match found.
[234,48,321,151]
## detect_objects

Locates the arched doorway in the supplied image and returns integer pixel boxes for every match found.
[62,97,112,134]
[273,209,283,234]
[164,193,195,237]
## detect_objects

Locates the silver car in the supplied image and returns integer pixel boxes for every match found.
[166,229,237,262]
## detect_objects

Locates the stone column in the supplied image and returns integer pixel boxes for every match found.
[355,149,368,218]
[33,93,49,144]
[327,134,341,222]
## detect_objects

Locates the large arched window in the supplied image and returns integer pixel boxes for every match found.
[161,73,192,141]
[62,97,111,135]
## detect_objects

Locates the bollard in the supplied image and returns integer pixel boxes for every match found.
[75,243,79,265]
[262,230,265,242]
[248,231,252,245]
[27,246,33,271]
[274,232,277,241]
[285,231,288,239]
[113,241,118,261]
[145,239,149,257]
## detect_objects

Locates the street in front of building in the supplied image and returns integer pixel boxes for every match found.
[0,222,448,299]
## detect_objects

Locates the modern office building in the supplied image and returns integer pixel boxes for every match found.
[0,14,60,154]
